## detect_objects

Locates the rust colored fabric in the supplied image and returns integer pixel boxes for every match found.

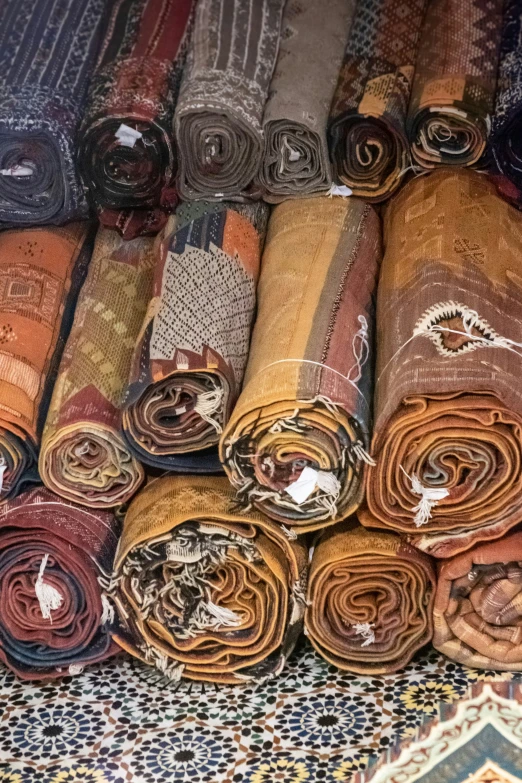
[220,197,381,532]
[0,486,119,680]
[80,0,195,235]
[110,475,308,683]
[328,0,427,201]
[433,531,522,670]
[122,201,268,474]
[40,229,155,508]
[361,169,522,558]
[306,520,435,674]
[407,0,503,169]
[0,223,94,503]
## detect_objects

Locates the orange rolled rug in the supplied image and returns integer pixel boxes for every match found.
[306,521,435,674]
[360,169,522,558]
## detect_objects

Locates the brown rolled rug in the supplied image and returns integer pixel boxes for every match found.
[258,0,354,201]
[175,0,285,201]
[306,520,435,674]
[433,531,522,670]
[0,486,119,679]
[328,0,427,201]
[220,197,381,532]
[407,0,503,170]
[109,475,308,683]
[360,169,522,558]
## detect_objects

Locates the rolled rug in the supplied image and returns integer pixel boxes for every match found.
[220,197,381,532]
[306,521,435,674]
[328,0,427,202]
[109,475,308,683]
[175,0,285,201]
[0,223,93,503]
[0,0,108,227]
[360,169,522,558]
[122,201,268,473]
[407,0,503,170]
[40,229,154,509]
[258,0,355,201]
[491,0,522,193]
[433,532,522,671]
[79,0,195,233]
[0,486,119,680]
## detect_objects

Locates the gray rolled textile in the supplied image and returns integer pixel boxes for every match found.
[259,0,355,202]
[175,0,285,201]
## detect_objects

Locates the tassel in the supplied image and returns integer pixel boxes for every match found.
[101,593,115,626]
[353,442,376,466]
[205,600,241,627]
[34,554,63,622]
[194,387,224,434]
[352,622,375,647]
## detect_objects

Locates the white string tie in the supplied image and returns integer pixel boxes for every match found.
[280,136,301,172]
[205,600,242,628]
[353,622,375,647]
[400,466,449,527]
[326,183,353,197]
[35,554,63,622]
[347,315,370,383]
[281,525,298,540]
[194,387,224,434]
[101,593,115,626]
[353,442,376,466]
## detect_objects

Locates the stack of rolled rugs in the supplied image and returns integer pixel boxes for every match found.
[5,0,522,687]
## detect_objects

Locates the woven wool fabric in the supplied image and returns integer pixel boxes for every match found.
[0,486,119,680]
[175,0,285,201]
[407,0,503,170]
[306,521,435,674]
[122,200,268,474]
[110,475,308,684]
[433,532,522,670]
[328,0,427,202]
[0,0,108,227]
[258,0,354,201]
[220,197,381,532]
[360,169,522,559]
[0,223,93,505]
[79,0,195,236]
[491,0,522,193]
[40,229,155,509]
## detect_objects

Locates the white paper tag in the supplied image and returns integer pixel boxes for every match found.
[288,149,301,162]
[285,466,319,504]
[327,184,353,197]
[115,124,142,148]
[0,165,34,177]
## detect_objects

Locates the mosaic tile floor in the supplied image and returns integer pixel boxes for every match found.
[0,640,518,783]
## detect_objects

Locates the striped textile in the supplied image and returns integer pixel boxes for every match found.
[80,0,195,238]
[0,0,108,226]
[0,487,119,680]
[221,197,381,532]
[175,0,285,201]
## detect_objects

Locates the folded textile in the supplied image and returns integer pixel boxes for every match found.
[258,0,354,201]
[109,475,308,683]
[0,0,107,227]
[0,223,93,504]
[491,0,522,192]
[220,197,381,532]
[306,521,435,674]
[0,486,119,679]
[40,229,155,509]
[175,0,285,201]
[328,0,427,202]
[122,200,268,473]
[360,169,522,558]
[407,0,503,170]
[80,0,195,232]
[433,532,522,670]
